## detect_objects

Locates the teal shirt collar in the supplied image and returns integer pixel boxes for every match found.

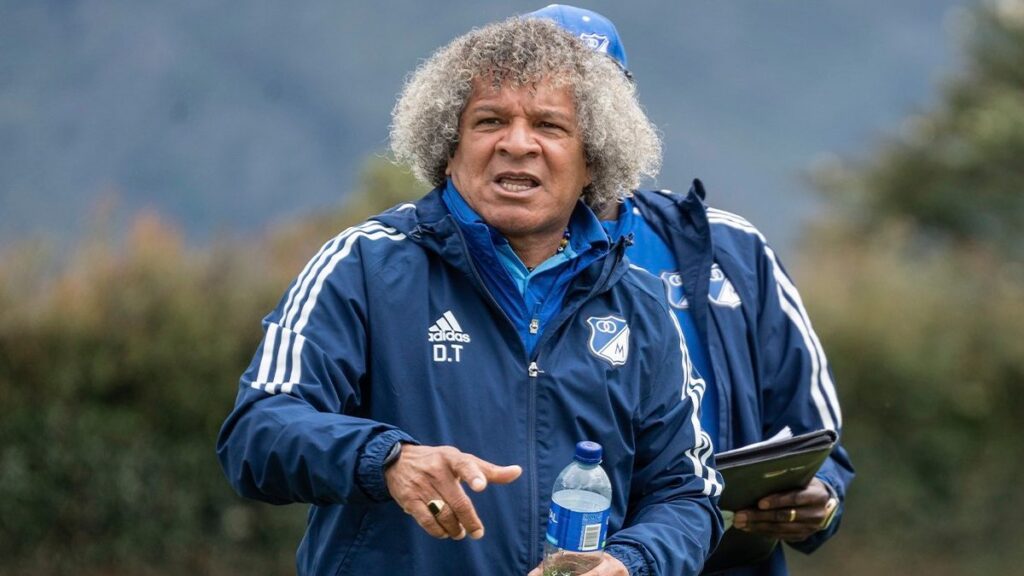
[442,178,609,295]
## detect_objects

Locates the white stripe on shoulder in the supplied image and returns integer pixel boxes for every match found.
[257,225,405,395]
[705,215,841,430]
[707,207,756,229]
[292,227,405,335]
[281,221,391,331]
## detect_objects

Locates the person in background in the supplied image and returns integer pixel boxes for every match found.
[217,15,722,576]
[529,5,855,575]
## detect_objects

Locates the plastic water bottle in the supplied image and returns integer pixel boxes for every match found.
[543,441,612,576]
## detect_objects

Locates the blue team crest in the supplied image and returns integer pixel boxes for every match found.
[659,271,689,310]
[580,33,610,54]
[587,315,630,366]
[709,263,742,308]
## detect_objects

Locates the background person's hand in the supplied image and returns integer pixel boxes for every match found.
[384,444,522,540]
[732,477,837,542]
[527,553,628,576]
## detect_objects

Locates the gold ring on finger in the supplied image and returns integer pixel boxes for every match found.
[427,499,446,516]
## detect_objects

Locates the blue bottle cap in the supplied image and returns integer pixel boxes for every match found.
[574,441,602,464]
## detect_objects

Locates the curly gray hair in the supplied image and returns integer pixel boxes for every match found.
[389,17,661,209]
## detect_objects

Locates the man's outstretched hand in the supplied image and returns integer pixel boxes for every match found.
[384,444,522,540]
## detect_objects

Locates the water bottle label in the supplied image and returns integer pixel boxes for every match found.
[545,500,610,552]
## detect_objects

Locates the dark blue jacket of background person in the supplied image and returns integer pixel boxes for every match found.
[216,187,724,576]
[627,184,856,576]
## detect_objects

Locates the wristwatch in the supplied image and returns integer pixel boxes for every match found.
[819,481,840,531]
[382,441,404,469]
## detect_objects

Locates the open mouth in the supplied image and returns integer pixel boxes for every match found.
[495,174,540,192]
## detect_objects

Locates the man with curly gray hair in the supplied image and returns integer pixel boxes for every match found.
[218,13,721,576]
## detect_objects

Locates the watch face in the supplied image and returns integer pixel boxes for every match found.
[820,497,839,530]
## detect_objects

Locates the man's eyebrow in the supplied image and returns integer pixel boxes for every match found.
[533,109,573,124]
[465,104,507,116]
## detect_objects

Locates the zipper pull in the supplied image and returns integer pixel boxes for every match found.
[528,362,539,378]
[529,318,540,334]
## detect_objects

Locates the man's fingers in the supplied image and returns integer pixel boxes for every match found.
[734,507,826,536]
[758,480,829,509]
[433,481,483,540]
[757,488,802,509]
[578,553,629,576]
[476,458,523,485]
[451,458,489,492]
[386,446,522,541]
[427,496,468,540]
[741,519,818,540]
[406,501,449,540]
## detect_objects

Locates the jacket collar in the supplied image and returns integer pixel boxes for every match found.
[629,180,715,354]
[439,178,611,261]
[372,183,629,295]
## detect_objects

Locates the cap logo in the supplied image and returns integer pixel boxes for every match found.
[579,33,610,54]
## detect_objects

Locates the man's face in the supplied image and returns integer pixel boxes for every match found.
[446,78,591,243]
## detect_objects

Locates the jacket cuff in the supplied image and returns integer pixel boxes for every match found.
[605,543,650,576]
[815,458,847,500]
[356,429,418,502]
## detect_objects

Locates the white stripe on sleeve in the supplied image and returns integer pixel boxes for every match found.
[253,322,279,389]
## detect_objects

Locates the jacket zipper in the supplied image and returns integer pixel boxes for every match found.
[527,360,539,568]
[435,223,627,570]
[438,223,541,570]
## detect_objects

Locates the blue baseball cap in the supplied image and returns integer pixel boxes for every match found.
[526,4,630,77]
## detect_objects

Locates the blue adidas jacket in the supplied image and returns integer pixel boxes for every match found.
[217,188,724,576]
[630,184,855,575]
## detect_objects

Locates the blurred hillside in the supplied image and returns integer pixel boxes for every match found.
[1,0,973,249]
[2,1,1023,575]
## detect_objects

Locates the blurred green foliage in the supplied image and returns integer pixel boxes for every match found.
[790,3,1024,575]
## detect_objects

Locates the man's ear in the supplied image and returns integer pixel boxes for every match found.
[445,144,458,177]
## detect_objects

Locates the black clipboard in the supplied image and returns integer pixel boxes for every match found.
[702,429,838,574]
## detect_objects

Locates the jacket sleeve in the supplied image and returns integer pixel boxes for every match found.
[755,241,855,553]
[605,305,725,576]
[216,226,417,506]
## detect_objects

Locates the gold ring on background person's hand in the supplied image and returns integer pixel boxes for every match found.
[427,499,445,516]
[787,508,797,523]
